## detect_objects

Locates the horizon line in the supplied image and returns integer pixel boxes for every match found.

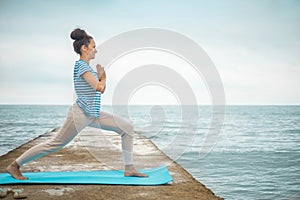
[0,103,299,106]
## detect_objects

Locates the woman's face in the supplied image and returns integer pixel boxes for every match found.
[83,39,97,60]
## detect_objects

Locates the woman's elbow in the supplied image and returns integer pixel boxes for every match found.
[96,85,105,94]
[96,86,104,93]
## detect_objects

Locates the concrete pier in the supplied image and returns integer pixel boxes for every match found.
[0,127,223,199]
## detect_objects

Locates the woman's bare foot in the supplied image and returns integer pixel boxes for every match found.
[6,161,28,180]
[124,165,148,178]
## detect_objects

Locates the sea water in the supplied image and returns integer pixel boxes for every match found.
[0,105,299,199]
[0,105,69,156]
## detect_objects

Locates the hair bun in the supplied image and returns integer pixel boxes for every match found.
[70,28,88,40]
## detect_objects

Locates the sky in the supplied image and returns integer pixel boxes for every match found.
[0,0,299,105]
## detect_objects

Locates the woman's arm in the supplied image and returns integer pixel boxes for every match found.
[82,72,106,94]
[96,64,106,93]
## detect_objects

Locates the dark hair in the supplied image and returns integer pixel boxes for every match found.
[70,28,93,55]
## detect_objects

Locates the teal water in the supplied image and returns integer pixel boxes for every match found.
[0,105,69,156]
[0,105,299,199]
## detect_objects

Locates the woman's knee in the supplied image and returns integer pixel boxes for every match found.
[98,112,135,137]
[44,139,67,152]
[116,119,134,137]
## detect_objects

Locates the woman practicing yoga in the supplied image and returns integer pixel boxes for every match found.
[6,28,148,180]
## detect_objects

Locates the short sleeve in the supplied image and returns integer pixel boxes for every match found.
[77,61,91,77]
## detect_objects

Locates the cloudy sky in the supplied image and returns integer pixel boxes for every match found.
[0,0,299,105]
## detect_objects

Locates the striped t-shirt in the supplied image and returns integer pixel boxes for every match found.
[73,60,101,118]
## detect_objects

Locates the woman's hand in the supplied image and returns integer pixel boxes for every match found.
[82,64,107,94]
[96,64,106,81]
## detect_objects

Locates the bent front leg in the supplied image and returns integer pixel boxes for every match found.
[90,111,134,165]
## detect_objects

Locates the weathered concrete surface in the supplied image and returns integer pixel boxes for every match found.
[0,128,223,200]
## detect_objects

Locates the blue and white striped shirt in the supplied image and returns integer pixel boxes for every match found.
[73,60,101,118]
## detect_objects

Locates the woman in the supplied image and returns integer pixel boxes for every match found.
[6,28,148,180]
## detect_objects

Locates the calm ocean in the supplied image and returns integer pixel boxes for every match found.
[0,105,299,199]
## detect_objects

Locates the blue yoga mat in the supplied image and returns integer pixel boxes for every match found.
[0,165,172,185]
